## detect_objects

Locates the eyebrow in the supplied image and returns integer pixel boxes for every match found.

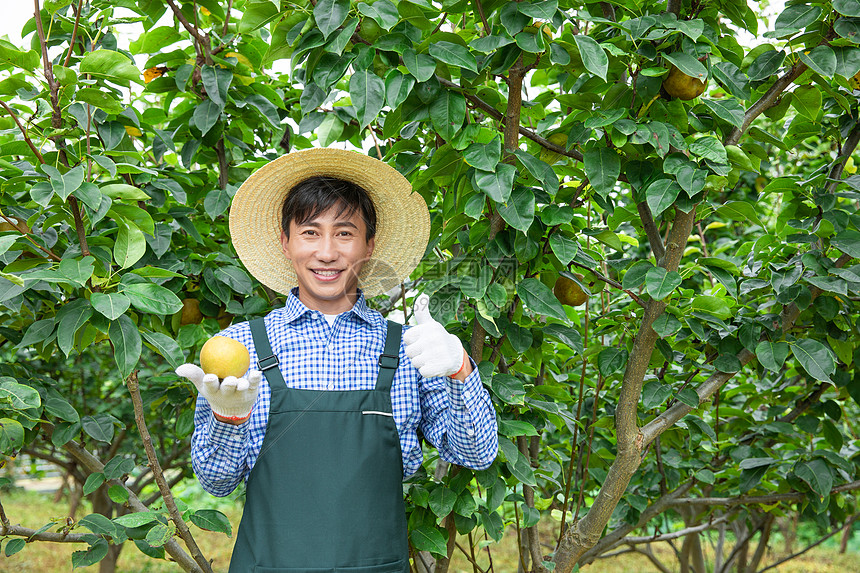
[299,221,359,229]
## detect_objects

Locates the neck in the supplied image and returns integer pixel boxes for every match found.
[295,289,359,315]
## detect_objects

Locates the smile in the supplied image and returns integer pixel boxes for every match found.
[312,269,343,280]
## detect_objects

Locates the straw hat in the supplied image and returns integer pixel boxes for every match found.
[229,148,430,297]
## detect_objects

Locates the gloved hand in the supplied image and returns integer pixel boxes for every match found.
[403,294,467,379]
[176,363,261,421]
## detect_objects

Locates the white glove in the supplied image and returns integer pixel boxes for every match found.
[176,363,261,421]
[403,294,467,379]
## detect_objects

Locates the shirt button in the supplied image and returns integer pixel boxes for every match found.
[467,427,475,437]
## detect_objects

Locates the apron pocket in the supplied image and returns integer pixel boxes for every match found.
[361,410,393,417]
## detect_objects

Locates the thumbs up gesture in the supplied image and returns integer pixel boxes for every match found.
[403,294,468,379]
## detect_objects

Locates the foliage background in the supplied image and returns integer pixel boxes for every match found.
[0,1,859,573]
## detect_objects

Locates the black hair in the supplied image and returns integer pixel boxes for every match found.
[280,176,377,241]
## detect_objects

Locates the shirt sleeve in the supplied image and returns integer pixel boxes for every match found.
[418,356,499,470]
[190,393,252,497]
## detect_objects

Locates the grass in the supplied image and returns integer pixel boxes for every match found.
[0,488,857,572]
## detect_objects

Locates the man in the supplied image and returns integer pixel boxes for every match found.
[176,148,498,573]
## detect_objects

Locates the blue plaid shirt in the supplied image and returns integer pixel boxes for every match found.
[191,288,499,496]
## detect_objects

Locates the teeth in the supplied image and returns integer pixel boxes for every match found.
[314,270,340,276]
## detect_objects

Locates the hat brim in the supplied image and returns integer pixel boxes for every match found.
[229,148,430,298]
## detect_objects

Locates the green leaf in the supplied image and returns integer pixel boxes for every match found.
[244,94,281,129]
[663,52,708,80]
[0,43,39,70]
[59,256,95,287]
[791,85,821,120]
[756,340,789,371]
[402,48,436,82]
[791,338,836,382]
[314,0,350,39]
[201,65,232,107]
[109,315,141,377]
[145,522,175,547]
[82,473,105,496]
[543,324,583,354]
[430,90,466,142]
[238,1,279,33]
[597,347,626,376]
[642,380,672,409]
[56,299,93,357]
[701,99,744,129]
[463,139,500,171]
[81,413,116,443]
[518,278,568,321]
[192,99,222,136]
[794,459,832,499]
[204,187,232,219]
[491,373,526,404]
[410,525,447,555]
[712,61,751,100]
[0,376,41,410]
[142,332,185,370]
[652,312,682,337]
[691,295,731,320]
[622,261,652,289]
[689,136,727,164]
[114,220,147,269]
[113,512,160,528]
[739,465,769,494]
[774,5,822,33]
[831,230,860,258]
[214,266,254,294]
[43,164,84,202]
[645,267,682,300]
[428,41,477,72]
[549,234,578,265]
[4,538,25,557]
[798,46,837,78]
[45,394,80,423]
[834,46,860,79]
[835,0,860,17]
[645,179,681,217]
[0,418,24,452]
[574,35,608,80]
[103,456,135,480]
[429,486,457,517]
[384,70,415,109]
[349,70,385,129]
[747,50,785,81]
[513,150,559,195]
[358,0,399,29]
[190,509,232,536]
[473,164,516,203]
[72,539,110,569]
[716,201,764,228]
[677,387,700,407]
[76,87,124,114]
[497,187,535,232]
[108,484,129,504]
[583,147,620,197]
[90,293,130,321]
[80,50,141,84]
[100,183,149,201]
[122,283,183,315]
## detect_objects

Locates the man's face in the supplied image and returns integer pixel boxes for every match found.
[279,205,375,314]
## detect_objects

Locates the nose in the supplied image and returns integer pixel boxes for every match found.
[315,233,337,262]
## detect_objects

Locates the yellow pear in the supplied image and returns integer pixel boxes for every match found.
[179,298,204,326]
[662,64,707,100]
[553,274,588,306]
[200,336,250,379]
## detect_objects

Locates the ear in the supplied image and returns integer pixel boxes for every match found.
[279,229,291,260]
[366,235,375,259]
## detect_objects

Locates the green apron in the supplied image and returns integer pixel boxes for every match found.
[228,318,410,573]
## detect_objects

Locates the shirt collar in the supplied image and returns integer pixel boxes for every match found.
[282,287,375,326]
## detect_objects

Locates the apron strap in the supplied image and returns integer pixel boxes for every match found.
[250,317,287,390]
[375,320,401,393]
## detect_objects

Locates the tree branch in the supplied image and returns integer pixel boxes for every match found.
[63,0,83,67]
[62,439,204,573]
[725,61,808,146]
[127,371,214,573]
[666,0,681,17]
[637,201,665,262]
[570,261,645,308]
[825,122,860,194]
[165,0,208,45]
[642,253,853,446]
[757,515,858,573]
[0,522,91,543]
[623,513,732,544]
[438,77,585,162]
[671,480,860,507]
[0,100,45,163]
